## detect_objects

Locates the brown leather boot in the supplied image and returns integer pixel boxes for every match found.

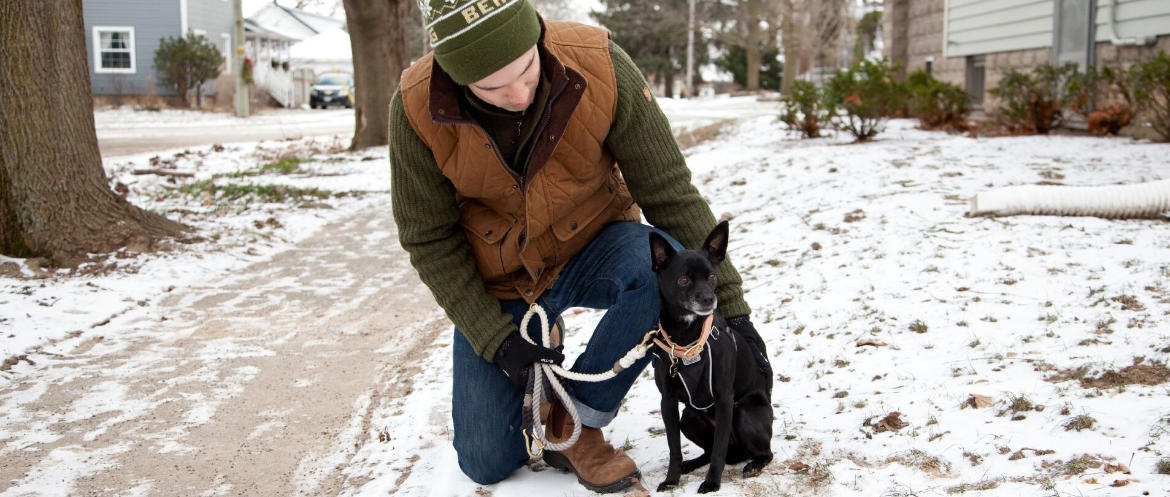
[542,402,640,493]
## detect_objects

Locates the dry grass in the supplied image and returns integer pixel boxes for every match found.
[945,478,1003,494]
[886,449,951,477]
[1063,414,1097,432]
[1079,360,1170,389]
[675,119,737,149]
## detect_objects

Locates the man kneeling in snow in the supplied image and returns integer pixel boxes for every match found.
[389,0,771,491]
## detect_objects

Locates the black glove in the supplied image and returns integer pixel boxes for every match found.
[727,315,774,381]
[494,331,566,387]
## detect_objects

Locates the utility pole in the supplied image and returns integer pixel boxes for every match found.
[233,0,249,117]
[685,0,695,98]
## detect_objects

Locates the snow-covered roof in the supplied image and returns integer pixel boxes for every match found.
[281,6,346,34]
[244,19,300,42]
[290,28,352,63]
[248,2,346,43]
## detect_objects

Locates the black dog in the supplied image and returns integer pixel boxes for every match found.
[648,221,773,493]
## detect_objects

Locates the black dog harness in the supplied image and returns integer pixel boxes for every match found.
[653,324,736,411]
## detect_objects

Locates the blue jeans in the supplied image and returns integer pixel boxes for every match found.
[451,221,684,485]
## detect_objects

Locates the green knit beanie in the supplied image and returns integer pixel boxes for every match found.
[422,0,541,85]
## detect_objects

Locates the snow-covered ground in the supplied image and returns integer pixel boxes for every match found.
[0,136,388,364]
[92,107,353,130]
[340,119,1170,496]
[4,97,1169,496]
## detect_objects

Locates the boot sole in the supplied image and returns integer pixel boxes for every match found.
[543,450,641,494]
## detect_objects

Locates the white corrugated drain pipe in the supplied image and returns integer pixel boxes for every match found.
[970,179,1170,219]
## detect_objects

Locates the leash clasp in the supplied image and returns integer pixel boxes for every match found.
[523,428,545,458]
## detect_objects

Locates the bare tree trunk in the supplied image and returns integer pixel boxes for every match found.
[746,20,761,92]
[342,0,411,151]
[0,0,186,266]
[780,1,797,95]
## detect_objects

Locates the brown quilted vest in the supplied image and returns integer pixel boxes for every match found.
[399,20,641,303]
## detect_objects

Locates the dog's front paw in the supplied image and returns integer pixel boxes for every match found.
[697,481,721,494]
[656,478,679,493]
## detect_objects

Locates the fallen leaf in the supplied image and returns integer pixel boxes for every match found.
[873,412,908,433]
[856,338,888,347]
[1104,463,1130,474]
[963,394,996,409]
[786,461,811,472]
[1111,479,1137,487]
[1083,478,1098,484]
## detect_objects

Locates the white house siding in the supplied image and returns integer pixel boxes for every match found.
[83,0,181,95]
[944,0,1055,57]
[1094,0,1170,41]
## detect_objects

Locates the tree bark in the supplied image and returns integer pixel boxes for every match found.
[0,0,186,265]
[745,1,762,92]
[342,0,411,151]
[780,0,798,95]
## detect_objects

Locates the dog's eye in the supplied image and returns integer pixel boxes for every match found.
[677,276,690,286]
[707,274,716,283]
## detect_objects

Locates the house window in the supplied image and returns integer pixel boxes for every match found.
[222,34,232,74]
[93,27,135,74]
[925,60,933,76]
[966,55,986,106]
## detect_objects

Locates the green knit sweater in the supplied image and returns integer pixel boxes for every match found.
[389,41,750,361]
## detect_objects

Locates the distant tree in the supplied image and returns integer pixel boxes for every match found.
[154,33,224,107]
[593,0,711,97]
[714,0,781,92]
[778,0,853,93]
[853,9,881,64]
[716,45,782,90]
[1,0,186,266]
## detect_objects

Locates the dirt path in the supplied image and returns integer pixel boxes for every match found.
[0,199,445,496]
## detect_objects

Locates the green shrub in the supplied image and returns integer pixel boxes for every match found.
[1064,65,1137,135]
[779,81,828,138]
[1132,51,1170,142]
[906,70,969,131]
[153,33,223,108]
[989,62,1078,134]
[823,58,901,142]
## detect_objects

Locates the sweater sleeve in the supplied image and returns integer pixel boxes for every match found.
[389,91,517,361]
[604,41,751,319]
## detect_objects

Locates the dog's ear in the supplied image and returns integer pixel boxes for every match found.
[701,221,729,266]
[648,232,675,272]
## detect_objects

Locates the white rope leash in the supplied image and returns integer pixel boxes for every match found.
[520,303,655,454]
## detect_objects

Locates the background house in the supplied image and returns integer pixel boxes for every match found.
[246,2,349,108]
[84,0,236,107]
[884,0,1170,112]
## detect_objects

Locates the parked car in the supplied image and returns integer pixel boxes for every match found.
[310,74,354,109]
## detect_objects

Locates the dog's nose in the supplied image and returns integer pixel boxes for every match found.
[699,294,715,306]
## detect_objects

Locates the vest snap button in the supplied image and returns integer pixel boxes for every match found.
[525,290,534,297]
[574,83,581,90]
[484,143,490,148]
[438,108,445,115]
[570,222,578,230]
[536,269,542,276]
[485,230,493,237]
